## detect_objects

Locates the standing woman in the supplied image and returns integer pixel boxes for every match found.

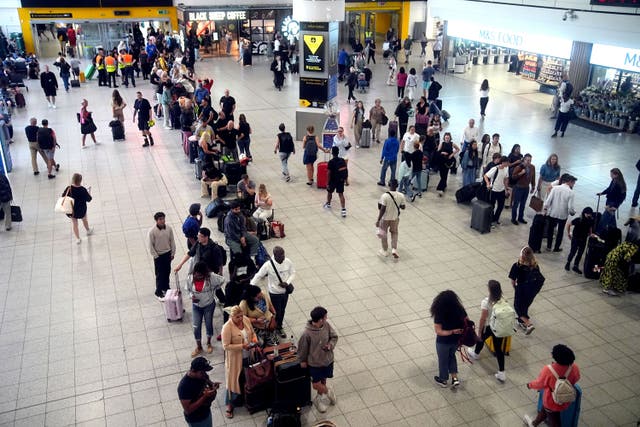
[396,67,407,100]
[111,90,127,123]
[180,98,195,154]
[302,125,328,185]
[461,140,480,187]
[597,168,627,211]
[508,246,544,335]
[551,93,574,138]
[394,97,412,138]
[79,99,98,148]
[236,113,252,160]
[187,261,225,357]
[221,305,257,419]
[431,290,467,388]
[537,154,561,200]
[351,101,365,148]
[466,280,508,382]
[435,132,460,196]
[479,79,490,117]
[63,173,93,244]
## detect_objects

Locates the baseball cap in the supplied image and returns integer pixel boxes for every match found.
[190,357,213,372]
[189,203,201,216]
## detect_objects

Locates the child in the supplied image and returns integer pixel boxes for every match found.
[386,55,397,86]
[397,152,413,201]
[565,207,594,274]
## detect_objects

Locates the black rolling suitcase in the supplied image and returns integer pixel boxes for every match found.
[528,214,547,253]
[274,360,312,410]
[109,120,125,141]
[245,381,274,414]
[170,104,181,129]
[456,183,480,204]
[70,79,80,88]
[243,49,252,66]
[583,236,607,279]
[470,200,492,234]
[223,162,246,186]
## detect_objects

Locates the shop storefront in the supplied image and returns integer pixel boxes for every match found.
[17,5,178,59]
[575,43,640,132]
[177,6,294,56]
[445,20,572,92]
[343,2,410,46]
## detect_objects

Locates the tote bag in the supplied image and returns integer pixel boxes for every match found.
[54,187,74,215]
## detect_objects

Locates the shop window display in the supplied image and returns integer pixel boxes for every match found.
[575,79,640,132]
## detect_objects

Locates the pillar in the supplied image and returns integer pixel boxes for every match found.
[569,41,592,94]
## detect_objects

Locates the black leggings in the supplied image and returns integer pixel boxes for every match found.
[474,327,505,371]
[437,165,449,191]
[514,284,538,321]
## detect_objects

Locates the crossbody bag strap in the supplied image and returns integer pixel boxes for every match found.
[386,191,401,216]
[269,258,286,287]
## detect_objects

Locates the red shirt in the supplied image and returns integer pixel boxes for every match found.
[528,363,581,412]
[194,280,205,293]
[67,29,76,46]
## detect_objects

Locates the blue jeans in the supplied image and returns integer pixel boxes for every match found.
[399,176,413,198]
[192,302,215,341]
[411,170,422,193]
[435,341,458,381]
[379,159,397,184]
[511,187,529,221]
[462,167,476,187]
[238,137,251,158]
[61,74,70,91]
[186,411,212,427]
[279,152,291,176]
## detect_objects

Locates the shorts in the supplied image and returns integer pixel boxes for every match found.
[327,181,344,194]
[43,149,55,161]
[138,118,150,131]
[44,88,56,97]
[309,362,334,383]
[423,81,431,90]
[303,154,317,165]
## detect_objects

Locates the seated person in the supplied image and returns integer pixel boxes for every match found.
[201,166,228,199]
[223,201,259,257]
[239,284,276,345]
[252,183,273,222]
[237,173,256,210]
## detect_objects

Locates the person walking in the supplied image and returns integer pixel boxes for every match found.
[484,156,511,226]
[523,344,580,427]
[133,91,155,147]
[302,125,327,186]
[345,67,357,103]
[366,39,376,64]
[378,129,400,186]
[461,140,480,187]
[186,261,225,357]
[111,89,127,124]
[250,246,295,338]
[297,306,338,413]
[410,141,424,200]
[403,35,412,63]
[551,93,574,137]
[597,167,627,211]
[221,305,257,419]
[509,246,545,334]
[396,67,407,100]
[397,152,414,201]
[427,76,442,102]
[236,113,252,161]
[479,79,490,117]
[25,118,48,176]
[274,123,295,182]
[351,101,365,149]
[37,119,59,179]
[544,174,577,252]
[0,173,13,231]
[324,146,348,217]
[435,132,460,196]
[394,97,411,138]
[431,290,467,388]
[332,127,350,185]
[148,212,176,299]
[79,99,98,148]
[177,357,219,427]
[369,99,386,144]
[565,207,595,274]
[55,57,72,92]
[510,154,536,225]
[466,280,509,382]
[40,65,58,108]
[376,179,406,258]
[406,68,418,102]
[62,173,94,244]
[538,154,561,200]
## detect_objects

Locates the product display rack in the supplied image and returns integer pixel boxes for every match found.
[521,54,538,80]
[536,56,569,87]
[575,85,640,132]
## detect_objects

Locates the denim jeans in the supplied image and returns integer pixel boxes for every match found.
[238,137,251,158]
[462,168,476,187]
[278,152,291,176]
[61,74,70,91]
[511,187,529,221]
[399,176,413,198]
[186,411,212,427]
[192,302,215,341]
[379,159,397,183]
[435,340,458,381]
[411,170,422,193]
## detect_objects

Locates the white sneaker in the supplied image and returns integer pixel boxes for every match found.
[466,348,479,360]
[525,324,535,335]
[495,371,506,382]
[391,249,399,259]
[86,227,94,236]
[378,249,389,257]
[523,414,534,427]
[52,104,57,109]
[314,395,328,413]
[327,387,337,405]
[76,238,81,245]
[47,103,52,108]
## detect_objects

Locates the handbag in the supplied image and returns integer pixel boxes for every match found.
[271,221,286,238]
[380,114,389,126]
[270,258,294,295]
[54,187,74,215]
[243,347,274,392]
[529,192,543,212]
[568,106,577,121]
[0,205,22,222]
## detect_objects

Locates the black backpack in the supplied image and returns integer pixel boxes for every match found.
[279,132,294,153]
[525,267,545,294]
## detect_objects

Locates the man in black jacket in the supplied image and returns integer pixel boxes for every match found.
[0,173,12,231]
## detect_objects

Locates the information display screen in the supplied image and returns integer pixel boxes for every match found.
[590,0,639,6]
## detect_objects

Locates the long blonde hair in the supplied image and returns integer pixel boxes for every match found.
[519,246,538,267]
[258,183,268,198]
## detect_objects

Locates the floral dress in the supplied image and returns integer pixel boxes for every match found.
[600,242,639,293]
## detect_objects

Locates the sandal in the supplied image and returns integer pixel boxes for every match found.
[225,409,234,419]
[207,344,213,354]
[191,347,203,357]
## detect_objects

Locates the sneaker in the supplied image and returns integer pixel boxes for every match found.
[48,174,56,179]
[564,262,570,271]
[437,191,443,197]
[34,171,39,175]
[278,328,287,339]
[377,181,385,186]
[551,132,557,137]
[572,266,583,274]
[76,238,81,245]
[327,387,337,405]
[433,376,448,388]
[323,202,331,209]
[411,194,417,202]
[86,227,94,236]
[377,249,389,257]
[52,104,57,109]
[5,227,11,231]
[495,371,506,382]
[466,348,479,360]
[191,347,203,358]
[391,249,399,259]
[511,219,519,225]
[553,248,563,253]
[142,142,150,147]
[523,414,534,427]
[604,288,619,296]
[306,181,313,186]
[341,208,347,218]
[285,175,291,182]
[525,324,535,335]
[451,377,460,388]
[314,395,328,413]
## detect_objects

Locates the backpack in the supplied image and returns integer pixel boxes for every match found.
[489,299,517,338]
[255,243,269,267]
[459,317,478,347]
[213,242,227,267]
[548,364,576,404]
[525,267,546,294]
[279,132,294,153]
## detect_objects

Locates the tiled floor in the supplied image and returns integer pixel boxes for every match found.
[1,46,639,427]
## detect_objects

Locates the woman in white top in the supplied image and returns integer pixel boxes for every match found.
[400,125,420,153]
[479,79,489,117]
[253,184,273,222]
[466,280,508,382]
[406,68,419,102]
[551,94,574,138]
[333,127,351,185]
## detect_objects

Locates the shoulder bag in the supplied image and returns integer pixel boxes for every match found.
[54,187,75,215]
[386,191,401,217]
[529,191,544,212]
[243,347,274,393]
[269,258,294,294]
